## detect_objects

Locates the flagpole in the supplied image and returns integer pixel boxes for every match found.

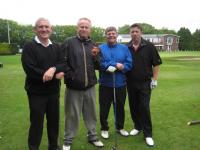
[7,20,10,44]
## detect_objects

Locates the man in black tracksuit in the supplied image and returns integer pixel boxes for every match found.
[126,23,162,147]
[21,18,65,150]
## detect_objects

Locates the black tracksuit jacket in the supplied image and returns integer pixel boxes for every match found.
[62,36,99,90]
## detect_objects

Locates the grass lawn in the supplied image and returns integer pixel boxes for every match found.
[0,52,200,150]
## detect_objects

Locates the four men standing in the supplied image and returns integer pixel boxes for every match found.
[22,18,161,150]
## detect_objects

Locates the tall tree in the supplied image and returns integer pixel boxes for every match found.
[177,27,192,50]
[192,29,200,50]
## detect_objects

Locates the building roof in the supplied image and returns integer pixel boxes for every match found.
[118,34,179,38]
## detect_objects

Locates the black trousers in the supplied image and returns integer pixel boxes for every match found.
[27,93,60,150]
[99,85,126,131]
[127,81,152,137]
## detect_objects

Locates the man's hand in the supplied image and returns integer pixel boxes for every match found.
[55,72,64,79]
[150,79,158,89]
[106,66,116,73]
[116,63,124,70]
[43,67,56,82]
[91,46,99,56]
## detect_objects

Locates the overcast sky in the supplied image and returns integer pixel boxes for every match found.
[0,0,199,33]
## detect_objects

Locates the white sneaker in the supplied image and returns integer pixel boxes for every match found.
[89,140,104,147]
[145,137,154,146]
[101,130,109,139]
[118,129,129,136]
[130,129,140,136]
[63,145,71,150]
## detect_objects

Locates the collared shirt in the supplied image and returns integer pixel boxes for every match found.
[34,36,52,47]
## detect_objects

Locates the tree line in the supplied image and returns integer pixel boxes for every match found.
[0,19,200,50]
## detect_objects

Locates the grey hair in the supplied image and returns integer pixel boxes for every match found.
[34,17,51,27]
[77,17,92,26]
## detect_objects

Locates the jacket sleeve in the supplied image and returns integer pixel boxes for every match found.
[92,53,100,70]
[21,43,45,81]
[54,44,67,73]
[99,47,117,71]
[121,46,133,73]
[61,40,74,78]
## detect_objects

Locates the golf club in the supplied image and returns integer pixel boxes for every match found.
[111,72,118,150]
[187,120,200,126]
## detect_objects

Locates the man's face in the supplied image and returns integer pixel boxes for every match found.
[77,20,91,39]
[34,20,52,40]
[106,30,117,45]
[130,27,142,42]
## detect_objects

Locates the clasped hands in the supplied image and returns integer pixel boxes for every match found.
[43,67,64,82]
[106,63,124,73]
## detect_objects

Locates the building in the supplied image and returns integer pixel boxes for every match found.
[117,34,179,51]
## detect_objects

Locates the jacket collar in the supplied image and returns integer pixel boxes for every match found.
[128,38,147,48]
[76,34,91,43]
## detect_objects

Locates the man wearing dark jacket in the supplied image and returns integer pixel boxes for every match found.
[21,18,65,150]
[62,18,103,150]
[126,23,162,147]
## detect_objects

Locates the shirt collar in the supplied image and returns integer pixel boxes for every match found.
[34,36,52,47]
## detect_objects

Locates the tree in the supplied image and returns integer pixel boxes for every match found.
[192,29,200,50]
[91,27,105,42]
[140,23,156,34]
[177,27,192,50]
[118,24,130,34]
[157,27,176,34]
[0,19,11,43]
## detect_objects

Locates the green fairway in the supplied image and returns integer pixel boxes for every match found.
[0,52,200,150]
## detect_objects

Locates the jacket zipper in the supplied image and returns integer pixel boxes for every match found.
[82,43,88,87]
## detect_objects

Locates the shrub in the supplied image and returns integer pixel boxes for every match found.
[0,43,18,55]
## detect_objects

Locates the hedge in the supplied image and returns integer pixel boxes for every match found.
[0,43,18,55]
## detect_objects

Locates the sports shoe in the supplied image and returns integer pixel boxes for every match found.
[63,145,71,150]
[101,130,109,139]
[145,137,154,146]
[130,129,140,136]
[118,129,129,137]
[89,140,104,147]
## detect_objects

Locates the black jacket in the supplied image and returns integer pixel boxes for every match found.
[126,38,162,83]
[21,40,65,95]
[62,36,99,90]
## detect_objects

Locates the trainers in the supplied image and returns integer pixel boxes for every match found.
[145,137,154,147]
[63,145,71,150]
[130,129,140,136]
[89,140,104,148]
[118,129,129,137]
[101,130,109,139]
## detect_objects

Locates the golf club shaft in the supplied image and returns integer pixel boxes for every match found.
[113,73,118,149]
